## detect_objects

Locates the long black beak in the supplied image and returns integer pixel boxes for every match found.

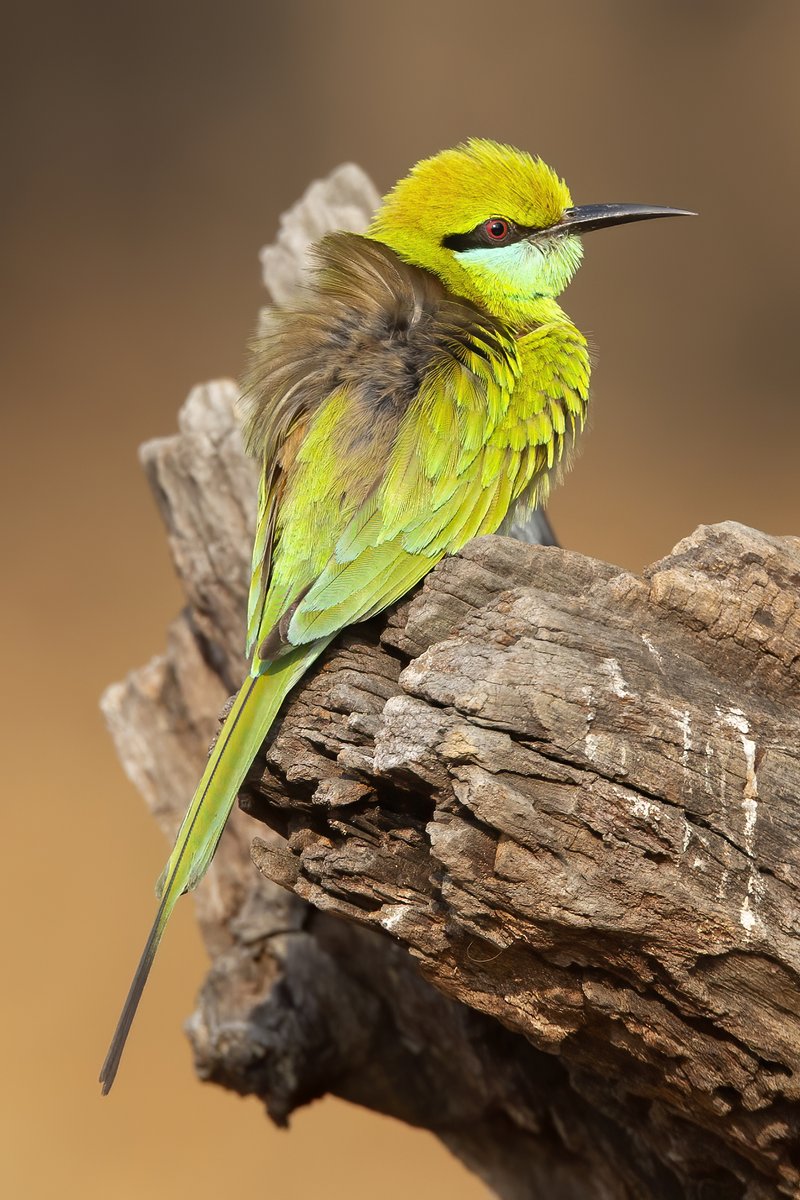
[552,203,696,236]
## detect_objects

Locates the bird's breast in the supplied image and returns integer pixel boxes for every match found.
[491,319,591,511]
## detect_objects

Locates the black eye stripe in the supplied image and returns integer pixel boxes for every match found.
[442,218,542,252]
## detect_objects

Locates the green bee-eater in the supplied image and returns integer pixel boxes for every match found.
[100,139,691,1092]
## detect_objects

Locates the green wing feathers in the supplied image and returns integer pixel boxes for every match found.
[257,322,589,653]
[243,239,589,663]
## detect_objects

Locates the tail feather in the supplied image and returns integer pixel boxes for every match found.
[99,642,327,1095]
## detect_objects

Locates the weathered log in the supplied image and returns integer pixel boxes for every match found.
[102,167,800,1200]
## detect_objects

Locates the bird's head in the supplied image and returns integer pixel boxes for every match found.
[370,139,692,325]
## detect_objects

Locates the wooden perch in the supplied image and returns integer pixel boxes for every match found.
[102,167,800,1200]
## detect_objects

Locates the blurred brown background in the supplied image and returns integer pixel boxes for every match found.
[2,1,798,1197]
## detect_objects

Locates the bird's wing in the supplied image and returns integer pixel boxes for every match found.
[290,332,585,643]
[245,414,308,658]
[242,234,588,668]
[283,321,591,649]
[246,322,591,665]
[250,326,521,660]
[240,232,515,665]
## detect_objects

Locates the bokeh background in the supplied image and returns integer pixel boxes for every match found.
[3,2,799,1197]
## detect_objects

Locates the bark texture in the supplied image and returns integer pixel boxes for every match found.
[102,167,800,1200]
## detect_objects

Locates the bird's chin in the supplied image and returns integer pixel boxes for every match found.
[523,233,584,299]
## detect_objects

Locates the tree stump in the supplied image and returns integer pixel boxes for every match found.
[101,168,800,1200]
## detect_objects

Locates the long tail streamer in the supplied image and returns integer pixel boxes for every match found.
[99,643,326,1094]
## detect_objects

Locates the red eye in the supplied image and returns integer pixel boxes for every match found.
[484,218,510,241]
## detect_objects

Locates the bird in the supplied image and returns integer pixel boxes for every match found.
[100,138,692,1092]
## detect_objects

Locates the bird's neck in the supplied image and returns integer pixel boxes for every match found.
[442,259,570,328]
[470,291,569,331]
[439,266,573,331]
